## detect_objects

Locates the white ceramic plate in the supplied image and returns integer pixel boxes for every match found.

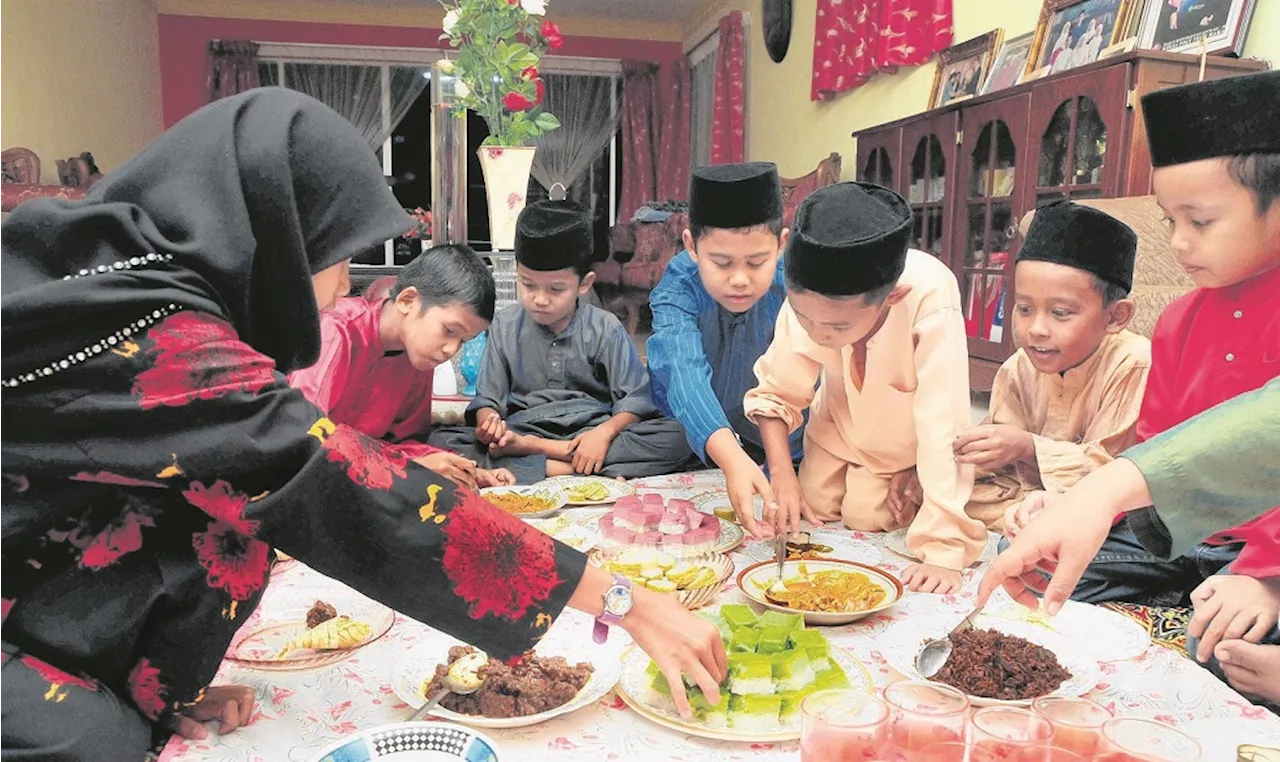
[890,618,1101,708]
[308,722,500,761]
[690,492,763,522]
[582,512,746,555]
[736,529,883,567]
[478,485,567,519]
[532,476,636,506]
[390,640,620,729]
[1180,717,1280,762]
[982,589,1152,663]
[524,515,601,552]
[736,559,904,626]
[882,527,1001,566]
[615,643,873,742]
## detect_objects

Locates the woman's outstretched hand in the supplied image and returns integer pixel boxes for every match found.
[621,586,728,719]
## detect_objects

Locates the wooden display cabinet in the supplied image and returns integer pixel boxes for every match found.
[853,50,1266,391]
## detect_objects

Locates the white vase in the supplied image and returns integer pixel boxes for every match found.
[478,145,536,251]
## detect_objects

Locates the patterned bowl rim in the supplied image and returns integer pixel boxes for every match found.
[306,720,502,761]
[586,548,735,610]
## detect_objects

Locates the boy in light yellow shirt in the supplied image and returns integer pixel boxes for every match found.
[745,182,982,594]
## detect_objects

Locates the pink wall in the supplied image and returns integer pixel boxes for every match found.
[158,14,683,127]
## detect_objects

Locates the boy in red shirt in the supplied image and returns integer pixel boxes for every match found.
[1063,71,1279,698]
[290,244,515,490]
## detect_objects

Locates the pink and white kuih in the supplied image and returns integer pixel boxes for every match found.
[598,494,719,548]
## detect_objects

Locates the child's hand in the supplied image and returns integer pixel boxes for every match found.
[170,684,256,739]
[568,427,613,475]
[1214,640,1280,703]
[722,455,777,540]
[476,414,514,450]
[1189,575,1280,662]
[954,425,1033,470]
[768,472,817,538]
[1003,491,1049,540]
[415,452,479,491]
[477,467,516,488]
[887,467,923,527]
[902,563,964,594]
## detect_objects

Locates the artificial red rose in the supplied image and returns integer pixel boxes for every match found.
[541,21,564,50]
[535,78,546,105]
[183,479,258,535]
[192,521,271,601]
[320,424,410,491]
[133,313,276,410]
[503,91,535,112]
[440,490,563,621]
[520,66,538,81]
[128,657,167,720]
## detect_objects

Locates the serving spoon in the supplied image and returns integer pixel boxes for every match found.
[767,533,789,596]
[409,650,487,722]
[915,605,985,679]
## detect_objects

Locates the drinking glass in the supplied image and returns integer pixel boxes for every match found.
[801,689,890,762]
[1032,695,1112,757]
[884,680,970,759]
[1096,717,1203,761]
[970,706,1054,758]
[918,744,1083,762]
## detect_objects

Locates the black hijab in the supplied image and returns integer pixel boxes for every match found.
[1,87,412,377]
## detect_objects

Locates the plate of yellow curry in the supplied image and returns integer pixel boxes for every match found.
[736,559,903,626]
[479,485,568,519]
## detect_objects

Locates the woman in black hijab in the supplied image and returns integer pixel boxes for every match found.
[1,88,724,760]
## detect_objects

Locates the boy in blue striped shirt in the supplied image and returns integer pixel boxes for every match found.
[647,163,804,538]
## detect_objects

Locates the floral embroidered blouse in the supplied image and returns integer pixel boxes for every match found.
[1,310,587,736]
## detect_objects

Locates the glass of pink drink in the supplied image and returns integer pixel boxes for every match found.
[970,707,1055,759]
[1095,717,1203,762]
[801,689,891,761]
[884,680,970,760]
[918,745,1084,762]
[1032,696,1112,757]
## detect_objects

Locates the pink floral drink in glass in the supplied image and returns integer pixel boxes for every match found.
[970,707,1055,759]
[884,680,970,759]
[1095,717,1203,762]
[801,689,891,761]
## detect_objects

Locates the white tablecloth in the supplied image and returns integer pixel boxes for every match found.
[160,471,1280,762]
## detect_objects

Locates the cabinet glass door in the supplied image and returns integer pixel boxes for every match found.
[908,136,947,259]
[1035,96,1108,205]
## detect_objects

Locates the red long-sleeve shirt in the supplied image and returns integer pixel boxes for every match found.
[1136,265,1280,578]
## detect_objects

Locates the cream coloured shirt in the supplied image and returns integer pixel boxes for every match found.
[745,250,984,569]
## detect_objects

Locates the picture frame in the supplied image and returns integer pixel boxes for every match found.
[929,29,1005,109]
[1136,0,1257,57]
[1027,0,1135,77]
[980,32,1036,95]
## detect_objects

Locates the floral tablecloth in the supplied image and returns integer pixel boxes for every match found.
[160,470,1280,762]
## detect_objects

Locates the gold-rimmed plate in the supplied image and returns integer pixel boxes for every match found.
[532,476,635,506]
[737,559,904,626]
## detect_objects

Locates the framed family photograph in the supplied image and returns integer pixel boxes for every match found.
[980,32,1036,95]
[1028,0,1135,77]
[1137,0,1257,56]
[929,29,1005,109]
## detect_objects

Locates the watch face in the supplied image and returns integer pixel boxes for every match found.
[603,584,634,617]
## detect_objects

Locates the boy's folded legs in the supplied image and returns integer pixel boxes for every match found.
[797,438,896,531]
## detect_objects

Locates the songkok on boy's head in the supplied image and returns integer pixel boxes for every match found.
[784,182,912,296]
[1142,70,1280,167]
[514,200,592,271]
[1017,201,1136,293]
[688,162,784,230]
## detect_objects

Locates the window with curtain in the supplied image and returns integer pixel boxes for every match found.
[689,34,720,171]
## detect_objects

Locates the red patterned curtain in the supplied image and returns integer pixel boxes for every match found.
[618,61,660,223]
[207,40,262,103]
[710,11,746,164]
[656,56,692,202]
[811,0,953,101]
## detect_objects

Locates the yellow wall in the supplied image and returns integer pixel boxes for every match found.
[1,0,163,183]
[685,0,1278,179]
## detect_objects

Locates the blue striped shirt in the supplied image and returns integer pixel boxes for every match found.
[646,251,804,463]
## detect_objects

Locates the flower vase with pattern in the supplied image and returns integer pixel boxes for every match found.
[478,146,536,251]
[457,331,487,396]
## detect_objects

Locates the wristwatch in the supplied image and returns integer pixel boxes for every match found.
[592,574,634,644]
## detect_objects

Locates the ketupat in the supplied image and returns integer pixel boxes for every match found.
[276,616,371,657]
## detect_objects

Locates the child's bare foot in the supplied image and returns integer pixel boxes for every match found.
[1215,640,1280,703]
